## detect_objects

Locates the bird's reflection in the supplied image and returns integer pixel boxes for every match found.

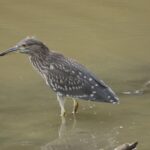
[41,115,78,150]
[58,115,77,138]
[58,116,66,138]
[41,115,121,150]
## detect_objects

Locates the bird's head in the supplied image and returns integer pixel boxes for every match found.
[0,37,49,56]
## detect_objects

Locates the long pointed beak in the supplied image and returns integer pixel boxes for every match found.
[0,47,18,56]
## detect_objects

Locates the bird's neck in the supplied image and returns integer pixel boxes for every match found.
[29,53,49,75]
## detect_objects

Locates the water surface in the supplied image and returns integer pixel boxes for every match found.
[0,0,150,149]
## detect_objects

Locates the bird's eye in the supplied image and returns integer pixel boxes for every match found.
[22,44,26,47]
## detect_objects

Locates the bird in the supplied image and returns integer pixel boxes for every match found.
[0,37,119,116]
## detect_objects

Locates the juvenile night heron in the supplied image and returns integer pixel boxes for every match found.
[0,37,119,116]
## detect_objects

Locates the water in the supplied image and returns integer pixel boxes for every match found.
[0,0,150,149]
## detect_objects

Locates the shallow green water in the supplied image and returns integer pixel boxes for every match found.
[0,0,150,149]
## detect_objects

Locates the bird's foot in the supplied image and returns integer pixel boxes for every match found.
[60,111,66,117]
[72,111,78,115]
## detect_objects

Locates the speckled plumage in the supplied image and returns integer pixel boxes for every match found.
[0,37,119,116]
[25,38,118,103]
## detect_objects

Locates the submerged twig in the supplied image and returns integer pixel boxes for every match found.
[114,141,138,150]
[122,80,150,95]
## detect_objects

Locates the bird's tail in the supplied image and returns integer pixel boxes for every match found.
[93,86,119,104]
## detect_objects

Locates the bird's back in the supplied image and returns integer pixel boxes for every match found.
[30,51,119,104]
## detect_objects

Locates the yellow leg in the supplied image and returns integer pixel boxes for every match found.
[72,99,79,114]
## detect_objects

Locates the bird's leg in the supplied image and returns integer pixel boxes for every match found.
[57,94,66,117]
[72,99,79,114]
[58,116,66,138]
